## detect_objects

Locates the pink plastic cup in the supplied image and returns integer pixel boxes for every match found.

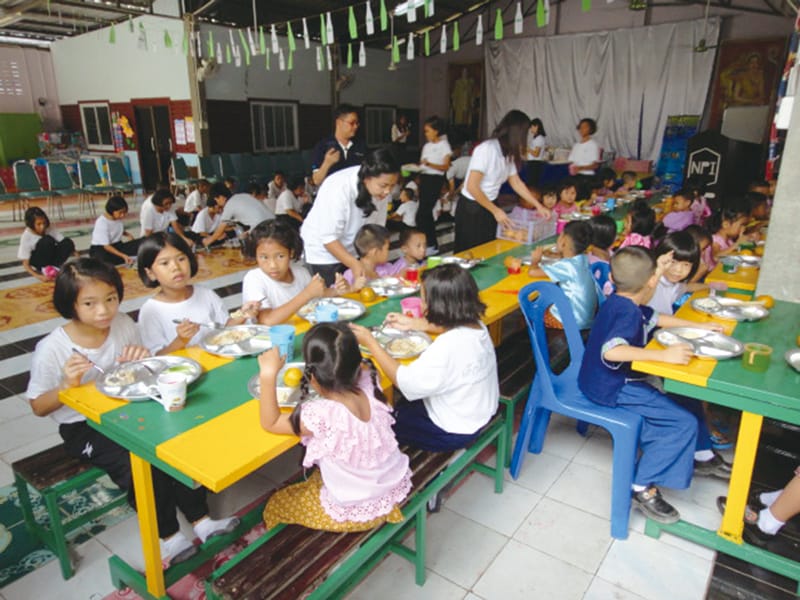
[400,297,422,318]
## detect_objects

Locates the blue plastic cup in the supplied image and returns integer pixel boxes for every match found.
[606,197,616,212]
[269,325,295,360]
[314,303,339,323]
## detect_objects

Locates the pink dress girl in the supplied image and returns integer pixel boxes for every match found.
[706,233,734,271]
[618,232,652,249]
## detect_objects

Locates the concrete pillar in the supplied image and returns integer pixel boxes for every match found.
[755,95,800,303]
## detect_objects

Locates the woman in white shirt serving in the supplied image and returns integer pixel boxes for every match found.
[456,110,551,252]
[301,148,399,286]
[568,117,601,199]
[417,116,451,254]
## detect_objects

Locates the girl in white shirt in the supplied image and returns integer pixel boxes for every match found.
[353,264,499,451]
[28,257,239,565]
[458,110,551,252]
[417,116,452,253]
[525,118,547,187]
[136,232,260,354]
[18,206,76,281]
[89,196,142,266]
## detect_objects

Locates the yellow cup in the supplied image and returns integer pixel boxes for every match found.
[741,343,773,373]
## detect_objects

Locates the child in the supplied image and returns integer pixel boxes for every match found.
[685,224,713,283]
[578,247,730,523]
[89,196,142,266]
[528,220,600,330]
[191,198,235,245]
[139,189,196,248]
[662,189,695,233]
[389,187,418,228]
[596,167,617,198]
[137,233,260,354]
[266,171,286,214]
[614,171,638,197]
[352,264,499,451]
[223,176,236,192]
[706,206,750,269]
[27,258,239,564]
[241,220,344,326]
[183,179,210,218]
[18,206,76,282]
[588,214,617,296]
[342,224,403,286]
[746,192,770,228]
[394,228,427,270]
[432,185,457,222]
[553,178,578,218]
[648,231,708,315]
[618,199,656,249]
[257,323,412,531]
[275,176,308,224]
[540,186,558,210]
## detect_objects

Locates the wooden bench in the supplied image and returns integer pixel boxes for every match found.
[12,444,128,579]
[205,413,506,600]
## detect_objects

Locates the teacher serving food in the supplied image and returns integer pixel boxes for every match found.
[301,148,399,285]
[455,110,551,252]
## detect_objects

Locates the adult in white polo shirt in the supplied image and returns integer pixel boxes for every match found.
[202,183,275,247]
[568,117,601,201]
[417,116,451,254]
[301,148,399,285]
[456,110,550,252]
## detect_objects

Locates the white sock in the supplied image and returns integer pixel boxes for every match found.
[193,515,239,543]
[695,450,715,462]
[160,532,194,562]
[759,490,782,507]
[757,507,785,535]
[632,484,647,493]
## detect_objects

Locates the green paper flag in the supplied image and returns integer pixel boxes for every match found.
[238,30,251,65]
[380,0,388,31]
[453,22,460,50]
[425,0,432,18]
[287,22,296,51]
[536,0,545,27]
[582,0,591,11]
[226,44,232,64]
[288,50,294,70]
[128,15,133,33]
[424,30,430,56]
[349,6,358,39]
[392,35,400,64]
[109,23,116,44]
[259,26,266,54]
[347,43,353,68]
[164,29,172,48]
[208,31,214,57]
[265,48,270,69]
[494,8,503,40]
[320,14,327,45]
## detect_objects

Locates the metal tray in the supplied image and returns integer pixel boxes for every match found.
[297,297,366,323]
[96,356,203,400]
[200,325,273,358]
[368,277,419,297]
[786,349,800,373]
[721,255,762,268]
[441,256,482,269]
[654,327,744,360]
[360,328,432,359]
[691,297,769,322]
[247,362,315,407]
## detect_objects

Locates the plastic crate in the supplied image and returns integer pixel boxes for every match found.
[496,208,557,244]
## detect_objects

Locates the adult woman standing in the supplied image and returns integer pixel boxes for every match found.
[568,118,601,199]
[455,110,551,252]
[417,116,451,254]
[525,118,547,187]
[301,149,399,285]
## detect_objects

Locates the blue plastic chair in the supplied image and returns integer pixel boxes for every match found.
[591,261,612,296]
[510,282,643,539]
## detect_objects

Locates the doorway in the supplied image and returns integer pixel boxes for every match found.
[134,104,172,191]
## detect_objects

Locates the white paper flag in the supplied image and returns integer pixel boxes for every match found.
[234,45,242,67]
[408,3,417,22]
[270,24,279,53]
[514,2,523,34]
[407,33,414,60]
[429,0,435,16]
[440,24,447,54]
[216,42,222,62]
[195,31,202,57]
[365,2,375,35]
[248,28,257,55]
[326,45,333,70]
[359,41,366,66]
[476,15,483,45]
[228,28,235,49]
[326,12,334,44]
[315,46,323,71]
[278,47,285,70]
[302,18,310,49]
[545,0,551,25]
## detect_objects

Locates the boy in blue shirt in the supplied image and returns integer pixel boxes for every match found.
[578,247,730,523]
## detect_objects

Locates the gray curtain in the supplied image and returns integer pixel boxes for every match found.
[485,18,720,162]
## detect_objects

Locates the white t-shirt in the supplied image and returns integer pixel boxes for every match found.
[396,324,499,434]
[395,201,418,227]
[139,197,178,237]
[568,139,601,175]
[18,228,65,260]
[447,155,471,182]
[221,194,274,229]
[420,138,452,176]
[647,277,687,316]
[462,139,518,202]
[184,189,205,213]
[275,189,303,216]
[191,207,221,234]
[267,181,285,204]
[138,285,229,353]
[364,195,389,227]
[301,166,373,264]
[27,313,141,424]
[526,133,546,161]
[241,263,312,308]
[91,214,125,246]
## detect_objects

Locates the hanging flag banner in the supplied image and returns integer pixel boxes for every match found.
[476,14,483,45]
[271,24,279,53]
[238,29,251,65]
[427,0,435,18]
[347,42,353,68]
[234,44,242,67]
[225,43,231,64]
[424,30,430,56]
[392,35,400,64]
[109,23,116,44]
[408,2,417,22]
[349,6,358,39]
[326,45,333,70]
[536,0,546,26]
[247,28,257,55]
[495,8,504,39]
[359,40,366,66]
[380,0,388,31]
[137,22,147,51]
[440,24,447,54]
[278,47,285,70]
[196,31,203,58]
[217,41,223,61]
[365,1,375,35]
[287,21,296,51]
[302,17,310,49]
[514,2,523,34]
[582,0,591,11]
[453,21,460,50]
[259,26,266,54]
[208,30,214,57]
[326,12,334,44]
[265,48,270,69]
[407,32,414,60]
[316,46,323,71]
[545,0,551,25]
[288,50,294,70]
[320,14,328,45]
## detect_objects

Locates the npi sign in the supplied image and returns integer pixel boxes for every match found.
[687,147,721,187]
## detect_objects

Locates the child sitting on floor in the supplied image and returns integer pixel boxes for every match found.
[393,228,427,270]
[662,189,695,233]
[191,198,235,245]
[618,199,656,249]
[258,323,412,531]
[275,176,308,225]
[183,179,210,221]
[388,187,418,229]
[352,264,499,451]
[578,247,730,524]
[528,220,600,330]
[89,196,142,267]
[266,171,286,214]
[342,224,403,286]
[19,206,77,282]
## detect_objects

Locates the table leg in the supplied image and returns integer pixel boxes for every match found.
[130,453,167,598]
[488,321,502,347]
[718,412,763,543]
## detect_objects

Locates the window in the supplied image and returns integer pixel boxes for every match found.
[364,105,395,147]
[80,102,113,151]
[251,101,298,152]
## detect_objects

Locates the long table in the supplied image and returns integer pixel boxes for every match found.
[632,296,800,589]
[59,237,547,599]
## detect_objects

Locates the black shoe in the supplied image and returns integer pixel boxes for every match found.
[742,521,775,548]
[715,494,764,520]
[632,487,680,524]
[694,452,732,480]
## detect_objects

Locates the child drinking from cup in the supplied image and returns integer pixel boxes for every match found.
[137,232,260,354]
[27,257,239,564]
[342,224,404,287]
[257,323,412,531]
[352,264,499,451]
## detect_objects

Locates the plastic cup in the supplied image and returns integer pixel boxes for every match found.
[741,343,772,373]
[591,205,602,216]
[156,373,187,412]
[400,297,422,318]
[615,219,625,233]
[606,197,616,212]
[314,303,339,322]
[405,266,419,283]
[269,325,295,360]
[426,256,442,268]
[722,261,738,274]
[556,219,567,234]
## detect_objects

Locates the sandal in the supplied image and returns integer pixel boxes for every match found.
[710,432,733,450]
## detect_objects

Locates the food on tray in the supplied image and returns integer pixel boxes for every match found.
[105,367,136,387]
[165,364,195,376]
[387,337,429,356]
[209,328,254,346]
[283,367,303,388]
[501,227,528,242]
[755,294,775,309]
[693,297,719,311]
[360,287,377,302]
[229,308,247,320]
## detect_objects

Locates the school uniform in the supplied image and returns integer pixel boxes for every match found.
[183,189,205,214]
[540,254,600,330]
[662,210,694,233]
[18,227,75,271]
[578,294,710,490]
[220,193,274,230]
[525,133,547,186]
[648,277,688,315]
[89,214,142,266]
[139,197,178,237]
[418,138,452,250]
[394,201,418,227]
[241,263,312,308]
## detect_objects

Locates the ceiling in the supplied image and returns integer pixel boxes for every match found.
[0,0,793,46]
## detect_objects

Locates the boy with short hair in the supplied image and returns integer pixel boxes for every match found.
[578,247,730,523]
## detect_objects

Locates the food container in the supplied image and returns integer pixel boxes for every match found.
[496,208,557,245]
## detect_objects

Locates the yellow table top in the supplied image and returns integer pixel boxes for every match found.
[705,262,759,292]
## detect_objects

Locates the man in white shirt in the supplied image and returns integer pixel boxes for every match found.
[202,183,275,247]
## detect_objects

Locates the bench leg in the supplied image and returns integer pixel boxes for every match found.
[414,509,427,586]
[495,427,506,494]
[43,490,74,579]
[13,473,37,537]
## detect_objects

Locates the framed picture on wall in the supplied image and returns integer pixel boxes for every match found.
[448,62,483,142]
